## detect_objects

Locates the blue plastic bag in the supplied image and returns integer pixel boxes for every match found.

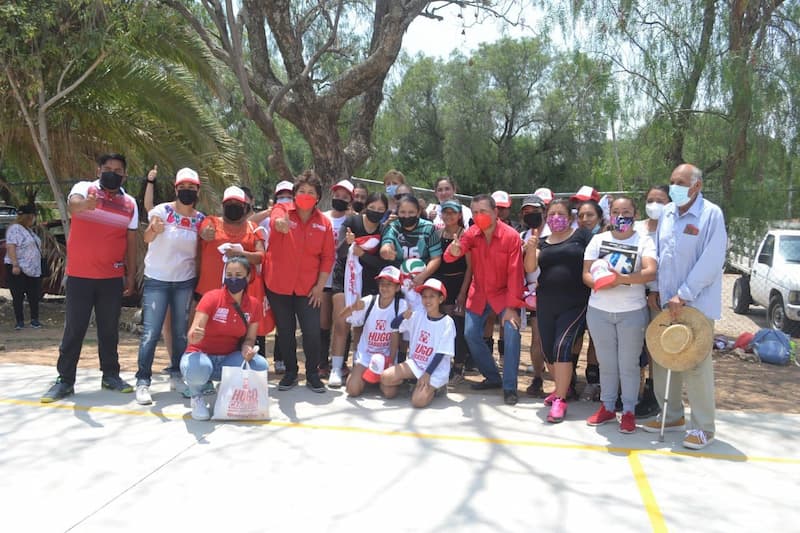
[751,329,792,365]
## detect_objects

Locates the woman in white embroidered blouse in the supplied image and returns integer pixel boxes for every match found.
[3,204,43,330]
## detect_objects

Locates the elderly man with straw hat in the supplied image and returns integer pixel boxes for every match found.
[643,163,727,449]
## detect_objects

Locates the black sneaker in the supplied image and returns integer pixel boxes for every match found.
[14,322,24,331]
[503,389,519,405]
[470,378,503,391]
[278,373,298,391]
[41,378,74,403]
[526,376,544,397]
[30,320,42,329]
[101,375,134,393]
[306,373,326,393]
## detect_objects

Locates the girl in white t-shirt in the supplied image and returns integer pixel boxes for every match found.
[381,278,455,408]
[582,196,657,434]
[339,266,406,397]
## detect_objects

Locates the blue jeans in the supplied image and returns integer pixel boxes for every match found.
[180,351,268,397]
[465,304,521,391]
[135,277,195,385]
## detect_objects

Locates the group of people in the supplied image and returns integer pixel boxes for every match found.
[35,154,727,450]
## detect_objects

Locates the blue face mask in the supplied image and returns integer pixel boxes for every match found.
[591,224,601,234]
[385,184,398,197]
[611,216,635,233]
[275,197,292,204]
[669,184,692,207]
[224,276,248,294]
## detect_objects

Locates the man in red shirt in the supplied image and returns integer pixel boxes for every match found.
[444,194,524,405]
[42,153,139,403]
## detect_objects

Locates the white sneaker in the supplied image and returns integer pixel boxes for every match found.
[135,384,153,405]
[328,367,343,388]
[191,396,210,421]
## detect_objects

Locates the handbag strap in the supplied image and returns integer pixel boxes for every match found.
[230,297,250,347]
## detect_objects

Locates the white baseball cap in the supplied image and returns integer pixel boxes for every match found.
[415,278,447,299]
[375,265,401,284]
[362,353,392,384]
[491,190,511,208]
[222,186,246,203]
[331,179,354,196]
[175,168,200,187]
[274,180,294,194]
[533,187,554,205]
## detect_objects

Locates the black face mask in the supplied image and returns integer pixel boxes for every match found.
[351,201,365,213]
[398,216,419,229]
[365,209,384,223]
[176,189,198,206]
[331,198,349,212]
[99,171,123,190]
[523,212,543,230]
[224,203,245,221]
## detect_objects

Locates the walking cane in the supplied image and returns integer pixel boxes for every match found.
[659,369,672,443]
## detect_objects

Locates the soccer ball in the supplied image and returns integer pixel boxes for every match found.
[401,258,426,276]
[606,252,634,274]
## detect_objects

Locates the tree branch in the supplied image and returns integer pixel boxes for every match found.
[42,50,107,111]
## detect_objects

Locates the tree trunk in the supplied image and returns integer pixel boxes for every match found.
[665,0,717,169]
[36,96,71,235]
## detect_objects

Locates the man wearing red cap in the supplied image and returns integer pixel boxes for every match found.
[444,194,524,405]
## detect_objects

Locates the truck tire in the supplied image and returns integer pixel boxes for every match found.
[768,295,800,336]
[732,276,751,315]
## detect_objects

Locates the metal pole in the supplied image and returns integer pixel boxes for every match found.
[659,369,672,443]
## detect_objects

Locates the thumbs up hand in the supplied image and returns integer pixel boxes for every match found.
[85,191,98,211]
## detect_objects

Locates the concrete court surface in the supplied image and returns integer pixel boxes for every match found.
[1,363,798,533]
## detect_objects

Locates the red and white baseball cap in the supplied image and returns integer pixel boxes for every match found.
[491,190,511,208]
[175,168,200,187]
[331,179,354,196]
[590,259,617,292]
[415,278,447,299]
[356,235,381,254]
[375,265,401,284]
[362,353,393,384]
[571,185,601,203]
[275,180,294,194]
[222,185,246,203]
[533,187,554,205]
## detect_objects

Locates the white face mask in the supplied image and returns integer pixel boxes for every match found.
[645,202,665,221]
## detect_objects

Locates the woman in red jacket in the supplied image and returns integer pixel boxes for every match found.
[264,170,335,393]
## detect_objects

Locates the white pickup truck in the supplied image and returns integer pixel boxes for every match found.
[728,223,800,336]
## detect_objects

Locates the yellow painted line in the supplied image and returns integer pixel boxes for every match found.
[3,397,800,465]
[629,451,668,533]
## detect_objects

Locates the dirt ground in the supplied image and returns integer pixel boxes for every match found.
[2,292,798,414]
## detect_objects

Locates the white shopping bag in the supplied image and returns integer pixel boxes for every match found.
[212,361,270,420]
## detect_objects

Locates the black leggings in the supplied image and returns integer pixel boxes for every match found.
[537,305,587,364]
[5,264,40,323]
[266,289,321,378]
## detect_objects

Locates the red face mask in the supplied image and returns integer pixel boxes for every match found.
[294,193,317,210]
[474,213,493,231]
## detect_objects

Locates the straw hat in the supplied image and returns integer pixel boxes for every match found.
[646,307,713,372]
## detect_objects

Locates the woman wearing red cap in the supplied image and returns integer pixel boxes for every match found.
[381,278,455,408]
[135,168,204,405]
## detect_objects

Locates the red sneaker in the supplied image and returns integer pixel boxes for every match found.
[619,411,636,434]
[544,392,558,406]
[586,405,617,426]
[547,398,567,423]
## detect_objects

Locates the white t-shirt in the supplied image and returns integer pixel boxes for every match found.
[399,311,455,388]
[427,203,472,230]
[324,211,348,288]
[144,203,205,282]
[584,231,656,313]
[351,294,408,367]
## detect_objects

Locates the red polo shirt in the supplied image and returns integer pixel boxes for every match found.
[444,220,523,314]
[264,203,335,296]
[188,288,262,355]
